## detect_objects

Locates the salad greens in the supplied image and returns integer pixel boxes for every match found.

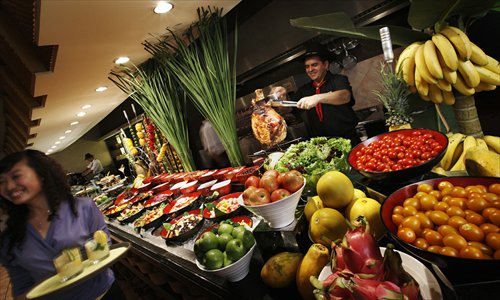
[273,137,351,190]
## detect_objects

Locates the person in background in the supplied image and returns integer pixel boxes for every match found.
[273,43,361,146]
[199,119,230,168]
[0,150,124,299]
[82,153,104,178]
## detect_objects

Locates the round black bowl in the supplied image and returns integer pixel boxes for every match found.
[348,128,448,181]
[381,176,500,282]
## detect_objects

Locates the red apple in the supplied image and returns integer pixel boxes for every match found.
[244,175,260,189]
[270,188,291,202]
[282,170,304,193]
[248,188,270,205]
[242,186,258,205]
[259,175,279,193]
[262,169,279,178]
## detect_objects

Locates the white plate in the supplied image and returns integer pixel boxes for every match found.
[318,247,442,300]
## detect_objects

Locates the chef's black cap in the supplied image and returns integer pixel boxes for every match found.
[303,43,333,62]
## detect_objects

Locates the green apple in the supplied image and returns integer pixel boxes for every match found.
[217,223,234,236]
[203,249,224,270]
[197,231,219,253]
[231,225,246,239]
[237,229,255,251]
[225,239,246,262]
[217,233,233,251]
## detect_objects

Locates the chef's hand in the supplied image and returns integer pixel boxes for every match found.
[297,95,321,110]
[271,86,288,100]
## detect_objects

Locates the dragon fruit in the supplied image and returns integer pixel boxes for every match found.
[341,216,384,280]
[330,241,346,272]
[351,277,404,300]
[383,244,423,300]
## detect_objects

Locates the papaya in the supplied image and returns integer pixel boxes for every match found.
[260,252,303,288]
[296,243,329,300]
[309,208,348,247]
[464,147,500,177]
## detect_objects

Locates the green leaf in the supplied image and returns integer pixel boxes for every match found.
[408,0,499,30]
[290,12,429,46]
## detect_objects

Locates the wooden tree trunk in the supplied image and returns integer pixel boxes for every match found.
[453,95,483,137]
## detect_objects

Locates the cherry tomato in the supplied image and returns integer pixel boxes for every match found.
[417,183,433,193]
[392,214,405,226]
[420,195,438,211]
[427,245,442,254]
[464,210,485,226]
[448,216,467,229]
[401,216,422,234]
[438,181,454,191]
[451,187,467,198]
[442,233,467,251]
[416,212,434,229]
[459,223,484,242]
[468,241,493,256]
[397,227,416,244]
[485,232,500,250]
[437,224,458,237]
[393,205,404,215]
[483,192,499,202]
[403,197,421,210]
[413,237,429,250]
[488,183,500,195]
[402,206,418,217]
[428,210,449,226]
[446,206,465,218]
[479,223,500,235]
[423,229,443,246]
[448,197,467,210]
[429,190,443,201]
[434,201,449,212]
[466,197,490,213]
[439,246,459,257]
[460,245,485,259]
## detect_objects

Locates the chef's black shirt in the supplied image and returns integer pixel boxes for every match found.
[290,72,360,144]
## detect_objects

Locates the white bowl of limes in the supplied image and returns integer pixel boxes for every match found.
[194,219,256,282]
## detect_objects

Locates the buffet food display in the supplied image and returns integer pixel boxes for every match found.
[87,128,499,300]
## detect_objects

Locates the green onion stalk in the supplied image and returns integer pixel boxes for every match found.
[110,59,196,172]
[143,7,244,167]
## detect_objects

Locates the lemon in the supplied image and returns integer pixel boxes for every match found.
[93,230,108,245]
[135,122,143,131]
[304,196,324,223]
[316,171,354,209]
[130,148,139,156]
[352,188,366,201]
[137,131,145,139]
[309,208,348,247]
[345,197,385,239]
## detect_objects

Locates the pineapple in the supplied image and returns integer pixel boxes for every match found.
[372,63,413,130]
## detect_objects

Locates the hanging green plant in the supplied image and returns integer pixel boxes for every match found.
[143,7,244,167]
[109,59,196,172]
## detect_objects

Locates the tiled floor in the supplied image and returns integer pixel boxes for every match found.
[0,266,13,300]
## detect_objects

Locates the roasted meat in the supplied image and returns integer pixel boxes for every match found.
[251,89,287,146]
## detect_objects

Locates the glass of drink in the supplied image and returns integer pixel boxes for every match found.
[84,238,110,264]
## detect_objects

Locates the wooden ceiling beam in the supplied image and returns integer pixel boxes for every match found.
[5,113,29,142]
[5,131,26,152]
[0,66,44,111]
[4,97,31,131]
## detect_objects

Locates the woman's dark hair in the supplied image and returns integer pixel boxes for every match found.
[0,150,77,258]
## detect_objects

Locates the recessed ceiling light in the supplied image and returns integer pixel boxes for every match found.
[114,56,130,64]
[154,1,173,14]
[77,112,86,117]
[65,130,72,134]
[51,146,57,149]
[47,149,53,153]
[55,141,61,144]
[70,121,79,126]
[95,86,108,92]
[82,104,91,109]
[59,136,66,140]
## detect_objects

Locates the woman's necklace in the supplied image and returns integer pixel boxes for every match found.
[31,209,52,234]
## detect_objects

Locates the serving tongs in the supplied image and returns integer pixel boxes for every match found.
[266,92,297,107]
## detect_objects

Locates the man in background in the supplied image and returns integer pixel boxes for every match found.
[82,153,104,178]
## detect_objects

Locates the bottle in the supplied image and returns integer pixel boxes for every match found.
[379,27,394,64]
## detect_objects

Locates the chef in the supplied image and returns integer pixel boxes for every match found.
[273,43,360,146]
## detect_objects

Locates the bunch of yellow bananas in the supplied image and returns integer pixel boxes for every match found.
[396,26,500,105]
[433,133,500,177]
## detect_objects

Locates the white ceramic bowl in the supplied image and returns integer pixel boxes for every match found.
[195,244,256,282]
[237,178,305,228]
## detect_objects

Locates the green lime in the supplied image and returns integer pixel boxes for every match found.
[231,225,246,239]
[225,239,246,262]
[217,223,234,236]
[197,231,219,253]
[203,249,224,270]
[217,233,233,251]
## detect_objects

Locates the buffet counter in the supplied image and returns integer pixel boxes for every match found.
[104,171,500,300]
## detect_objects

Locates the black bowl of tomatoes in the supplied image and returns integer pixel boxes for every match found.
[348,128,448,181]
[381,176,500,283]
